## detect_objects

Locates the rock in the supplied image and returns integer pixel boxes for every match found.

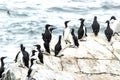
[1,34,120,80]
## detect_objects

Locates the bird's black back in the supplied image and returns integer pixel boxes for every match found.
[105,28,113,42]
[92,16,100,36]
[104,20,113,42]
[44,29,51,43]
[22,48,29,68]
[78,28,84,39]
[55,35,62,56]
[78,18,85,39]
[44,41,50,54]
[71,29,79,47]
[38,52,44,64]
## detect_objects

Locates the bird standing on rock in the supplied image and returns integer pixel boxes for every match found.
[21,46,30,68]
[71,28,79,47]
[110,16,120,36]
[63,20,72,44]
[14,44,29,68]
[92,16,100,36]
[43,27,56,54]
[104,20,113,42]
[27,58,38,80]
[34,44,44,64]
[55,35,62,57]
[78,18,87,40]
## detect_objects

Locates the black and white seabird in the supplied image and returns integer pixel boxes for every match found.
[78,18,87,39]
[92,16,100,36]
[31,49,40,64]
[63,20,72,44]
[104,20,113,42]
[21,46,30,68]
[15,44,29,68]
[71,28,79,47]
[55,35,62,57]
[110,16,120,36]
[0,56,6,78]
[43,24,53,43]
[14,44,24,63]
[27,58,37,79]
[34,44,44,64]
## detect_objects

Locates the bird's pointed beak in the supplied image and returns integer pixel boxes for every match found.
[78,18,82,20]
[34,45,37,47]
[2,56,7,59]
[34,50,37,52]
[68,20,71,22]
[51,27,56,30]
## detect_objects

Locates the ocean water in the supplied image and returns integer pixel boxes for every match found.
[0,0,120,62]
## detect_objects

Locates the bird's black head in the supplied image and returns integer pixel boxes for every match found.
[34,44,41,49]
[105,20,109,23]
[32,50,37,53]
[94,16,97,20]
[1,56,7,60]
[78,18,85,22]
[110,16,116,20]
[64,20,70,28]
[31,50,37,57]
[45,24,53,29]
[64,20,70,25]
[59,35,62,39]
[20,44,24,51]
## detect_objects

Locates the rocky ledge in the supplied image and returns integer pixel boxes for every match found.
[2,33,120,80]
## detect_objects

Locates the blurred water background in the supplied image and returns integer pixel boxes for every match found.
[0,0,120,63]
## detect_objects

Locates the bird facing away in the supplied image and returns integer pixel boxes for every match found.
[34,44,44,64]
[63,20,71,44]
[92,16,100,36]
[78,18,87,39]
[71,28,79,47]
[55,35,62,56]
[27,58,37,79]
[104,20,113,42]
[21,46,30,68]
[110,16,120,36]
[0,56,7,78]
